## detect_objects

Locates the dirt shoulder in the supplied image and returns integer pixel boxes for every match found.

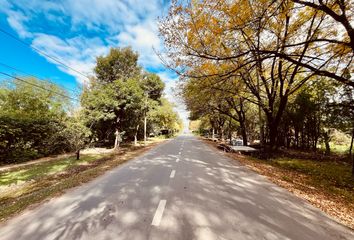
[203,138,354,230]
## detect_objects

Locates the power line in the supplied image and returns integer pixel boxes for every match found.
[0,27,92,81]
[0,61,79,94]
[0,71,78,101]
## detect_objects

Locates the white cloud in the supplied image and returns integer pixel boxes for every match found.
[6,10,32,38]
[115,21,162,67]
[31,34,109,83]
[0,1,32,38]
[0,0,168,81]
[0,0,189,121]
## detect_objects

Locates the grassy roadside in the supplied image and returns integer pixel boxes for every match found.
[202,139,354,229]
[0,139,165,223]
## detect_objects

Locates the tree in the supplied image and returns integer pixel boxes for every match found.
[291,0,353,51]
[161,0,353,86]
[62,113,91,160]
[181,72,252,145]
[159,0,353,148]
[148,98,183,135]
[141,72,165,145]
[83,47,144,148]
[82,47,169,148]
[0,78,70,163]
[81,77,145,149]
[95,47,141,83]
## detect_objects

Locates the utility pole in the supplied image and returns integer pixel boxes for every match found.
[144,91,148,146]
[144,113,147,146]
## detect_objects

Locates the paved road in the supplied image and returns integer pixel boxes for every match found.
[0,135,353,240]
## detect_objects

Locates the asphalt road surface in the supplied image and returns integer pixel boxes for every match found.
[0,135,353,240]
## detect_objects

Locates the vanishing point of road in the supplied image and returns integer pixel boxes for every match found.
[0,135,353,240]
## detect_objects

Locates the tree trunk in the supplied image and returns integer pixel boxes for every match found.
[220,128,224,141]
[323,131,331,155]
[259,106,264,146]
[240,121,248,146]
[212,128,215,140]
[349,128,354,177]
[325,140,330,155]
[228,117,232,143]
[114,117,120,150]
[267,119,279,150]
[114,128,120,149]
[269,125,277,149]
[76,149,80,160]
[295,128,299,148]
[134,135,138,146]
[264,103,287,150]
[134,124,140,146]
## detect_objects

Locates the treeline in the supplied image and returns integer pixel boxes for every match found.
[185,80,353,152]
[0,47,182,164]
[159,1,354,172]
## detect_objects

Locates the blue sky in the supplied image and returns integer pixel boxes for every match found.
[0,0,188,124]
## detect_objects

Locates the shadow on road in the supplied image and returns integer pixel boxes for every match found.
[0,136,352,240]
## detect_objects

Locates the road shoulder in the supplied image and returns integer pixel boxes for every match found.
[0,139,166,223]
[201,138,354,230]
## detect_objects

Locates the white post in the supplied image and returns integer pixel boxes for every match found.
[114,129,119,149]
[144,115,147,146]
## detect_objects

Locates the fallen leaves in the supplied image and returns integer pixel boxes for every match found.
[204,139,354,229]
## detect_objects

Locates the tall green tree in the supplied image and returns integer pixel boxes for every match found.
[82,48,167,148]
[95,47,141,83]
[82,77,145,148]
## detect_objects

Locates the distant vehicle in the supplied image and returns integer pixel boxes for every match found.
[230,139,243,146]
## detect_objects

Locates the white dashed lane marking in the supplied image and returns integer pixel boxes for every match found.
[151,200,167,226]
[170,170,176,178]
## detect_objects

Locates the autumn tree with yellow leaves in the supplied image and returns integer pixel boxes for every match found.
[159,0,353,149]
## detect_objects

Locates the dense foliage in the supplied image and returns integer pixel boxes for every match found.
[0,47,182,164]
[0,79,70,163]
[82,47,182,148]
[159,0,354,174]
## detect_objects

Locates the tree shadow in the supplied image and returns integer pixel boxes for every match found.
[0,136,353,240]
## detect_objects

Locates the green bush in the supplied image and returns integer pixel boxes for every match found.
[0,116,69,164]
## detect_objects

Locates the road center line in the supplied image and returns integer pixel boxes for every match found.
[151,200,167,226]
[170,170,176,178]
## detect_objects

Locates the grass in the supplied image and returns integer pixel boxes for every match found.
[271,158,354,202]
[243,155,354,228]
[0,155,100,186]
[0,140,163,222]
[318,143,351,154]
